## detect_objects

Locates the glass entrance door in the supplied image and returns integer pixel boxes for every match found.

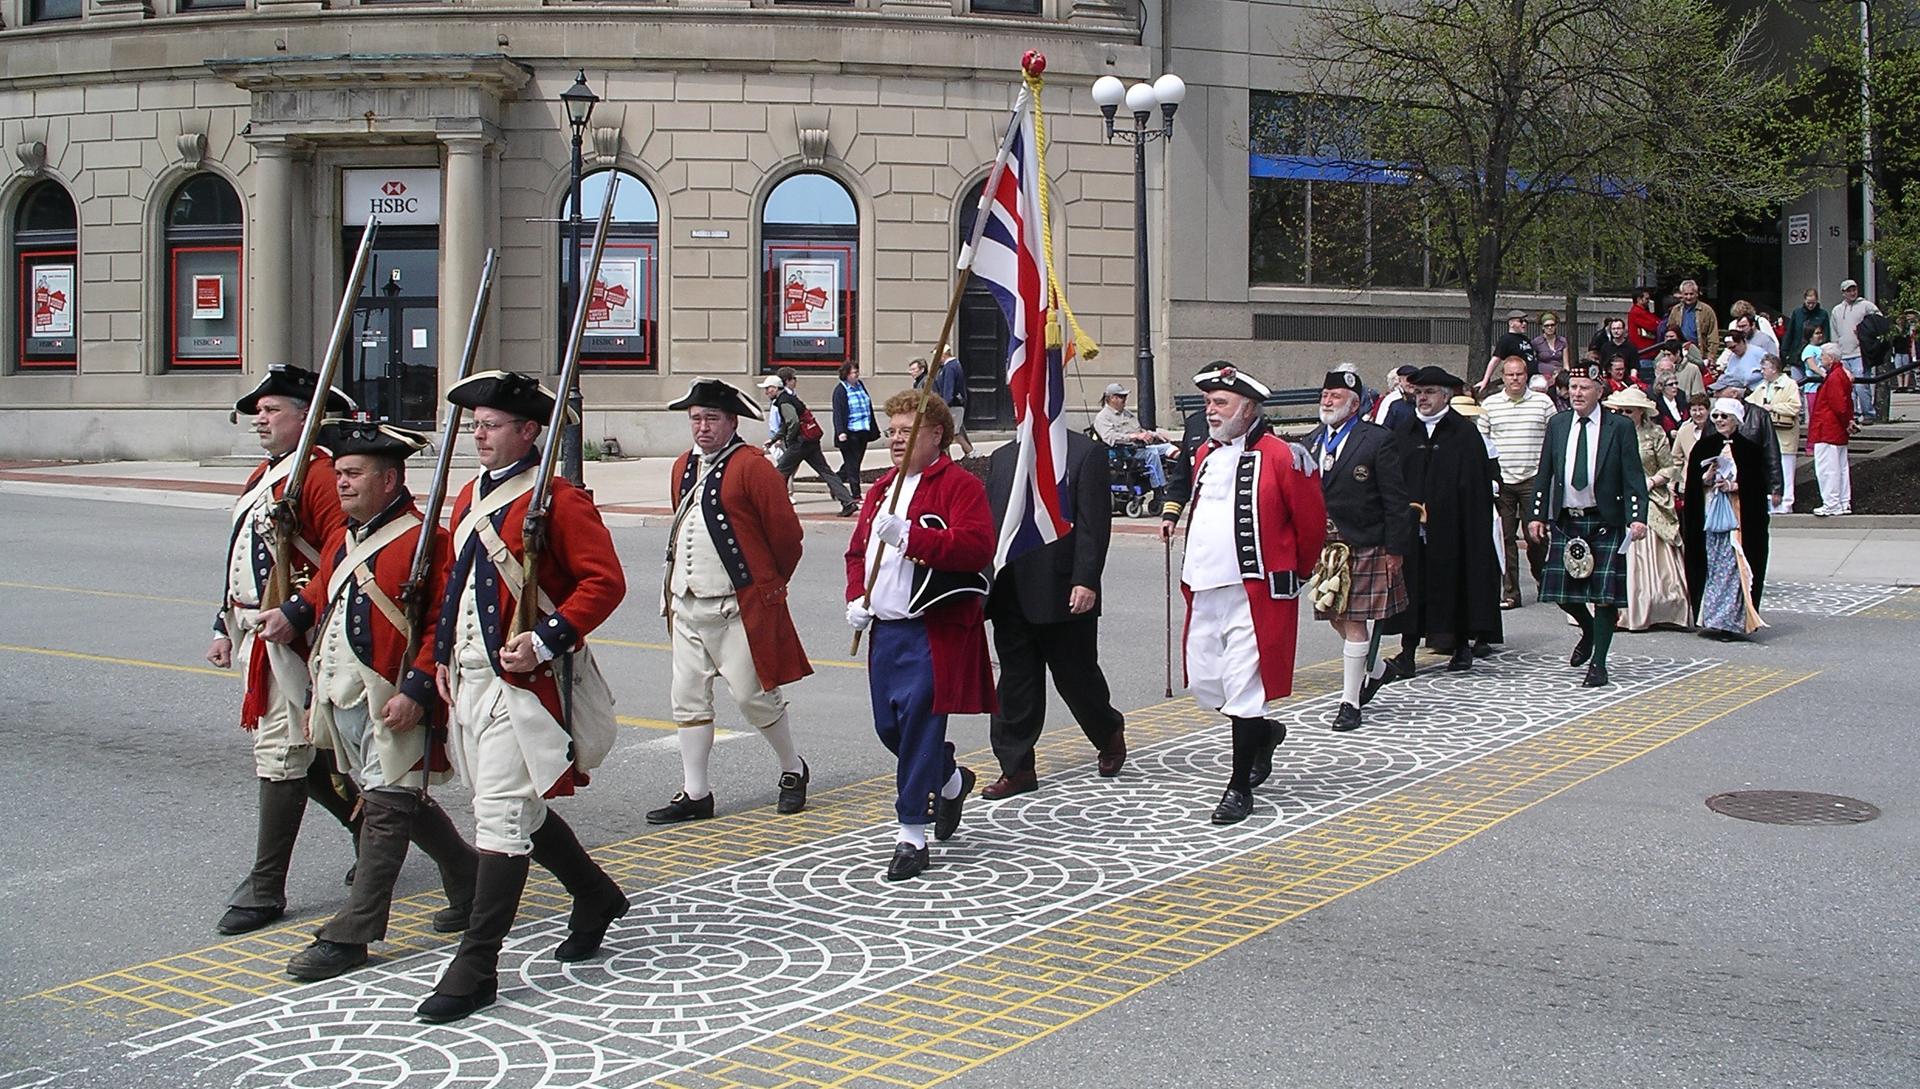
[343,227,439,425]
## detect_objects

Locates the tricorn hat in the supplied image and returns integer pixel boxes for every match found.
[235,363,357,416]
[667,378,762,420]
[447,370,575,423]
[1407,365,1465,389]
[1192,361,1272,402]
[1322,368,1363,394]
[322,417,430,461]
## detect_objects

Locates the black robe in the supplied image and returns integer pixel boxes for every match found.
[1383,409,1503,644]
[1680,430,1772,611]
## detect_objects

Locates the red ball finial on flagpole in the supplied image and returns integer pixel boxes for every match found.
[1021,51,1047,76]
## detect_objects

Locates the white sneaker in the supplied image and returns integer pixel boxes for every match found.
[1813,506,1834,517]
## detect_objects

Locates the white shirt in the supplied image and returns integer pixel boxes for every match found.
[1182,433,1247,592]
[1562,408,1603,510]
[864,471,921,620]
[1831,297,1880,357]
[1715,343,1768,389]
[1479,389,1556,485]
[1369,388,1403,424]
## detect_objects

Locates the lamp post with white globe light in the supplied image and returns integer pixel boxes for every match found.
[1091,71,1183,430]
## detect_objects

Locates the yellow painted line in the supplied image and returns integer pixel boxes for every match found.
[0,643,235,679]
[0,579,206,606]
[596,634,863,670]
[617,715,680,732]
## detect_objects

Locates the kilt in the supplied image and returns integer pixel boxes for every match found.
[1315,543,1408,621]
[1538,510,1628,607]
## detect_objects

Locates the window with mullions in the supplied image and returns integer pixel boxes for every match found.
[559,170,659,370]
[165,174,245,371]
[972,0,1043,12]
[27,0,82,21]
[761,172,858,373]
[15,181,79,371]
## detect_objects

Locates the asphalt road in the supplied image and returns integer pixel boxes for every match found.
[0,489,1914,1088]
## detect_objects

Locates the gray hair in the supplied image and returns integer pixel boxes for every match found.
[1820,343,1843,361]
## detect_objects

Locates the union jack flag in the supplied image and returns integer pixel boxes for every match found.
[971,102,1073,570]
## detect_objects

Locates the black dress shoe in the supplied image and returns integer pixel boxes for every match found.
[431,904,471,934]
[839,501,859,518]
[1447,646,1474,672]
[1332,703,1362,732]
[287,939,368,981]
[1097,730,1128,777]
[1582,663,1610,687]
[1570,636,1593,667]
[980,770,1039,799]
[645,791,715,825]
[554,893,629,963]
[1247,721,1287,788]
[1359,671,1391,707]
[1388,649,1416,679]
[934,767,977,842]
[1211,789,1253,825]
[884,842,929,882]
[216,904,284,935]
[776,761,810,815]
[1472,640,1495,658]
[416,980,497,1024]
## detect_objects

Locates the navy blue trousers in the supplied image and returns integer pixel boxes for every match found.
[868,618,955,826]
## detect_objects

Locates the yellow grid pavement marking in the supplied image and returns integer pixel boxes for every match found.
[0,644,235,679]
[654,663,1812,1089]
[24,665,1319,1032]
[0,579,207,605]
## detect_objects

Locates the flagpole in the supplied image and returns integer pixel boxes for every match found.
[850,67,1035,657]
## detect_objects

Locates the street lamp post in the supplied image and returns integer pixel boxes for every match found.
[1092,71,1183,431]
[559,70,599,486]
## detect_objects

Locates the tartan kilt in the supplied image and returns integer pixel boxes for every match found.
[1539,510,1628,607]
[1315,543,1409,621]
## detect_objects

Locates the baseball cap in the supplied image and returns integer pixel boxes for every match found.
[758,375,783,389]
[1104,382,1130,396]
[1841,278,1860,290]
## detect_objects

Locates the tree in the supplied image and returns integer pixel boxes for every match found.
[1296,0,1803,369]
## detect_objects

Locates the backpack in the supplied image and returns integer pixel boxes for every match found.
[1857,310,1892,367]
[798,406,825,442]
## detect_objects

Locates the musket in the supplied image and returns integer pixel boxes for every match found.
[398,248,496,789]
[262,218,380,609]
[513,175,620,640]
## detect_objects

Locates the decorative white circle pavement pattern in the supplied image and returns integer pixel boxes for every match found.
[109,652,1723,1089]
[1760,580,1911,616]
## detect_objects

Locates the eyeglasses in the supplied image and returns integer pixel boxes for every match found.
[1542,322,1557,327]
[882,427,924,439]
[1709,413,1731,420]
[471,419,524,434]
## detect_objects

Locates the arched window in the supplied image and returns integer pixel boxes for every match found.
[761,171,858,373]
[561,170,658,369]
[15,181,79,371]
[165,174,245,370]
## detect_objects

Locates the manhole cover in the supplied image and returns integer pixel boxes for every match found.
[1706,791,1880,826]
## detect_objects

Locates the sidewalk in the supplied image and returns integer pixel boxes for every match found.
[7,451,1917,583]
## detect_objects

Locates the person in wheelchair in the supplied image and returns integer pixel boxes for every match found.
[1093,382,1181,492]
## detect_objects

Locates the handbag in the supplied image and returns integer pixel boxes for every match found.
[1703,489,1737,533]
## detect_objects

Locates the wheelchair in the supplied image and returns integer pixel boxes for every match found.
[1104,440,1160,519]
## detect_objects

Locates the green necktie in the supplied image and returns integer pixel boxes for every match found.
[1572,416,1591,490]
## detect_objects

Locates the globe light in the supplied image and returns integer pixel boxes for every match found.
[1124,82,1158,118]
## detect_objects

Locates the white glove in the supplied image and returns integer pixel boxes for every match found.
[874,512,910,548]
[846,600,875,631]
[1288,441,1320,476]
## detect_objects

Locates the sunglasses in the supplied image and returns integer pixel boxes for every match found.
[1709,413,1732,420]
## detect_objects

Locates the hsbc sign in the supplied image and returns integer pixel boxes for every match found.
[343,168,441,225]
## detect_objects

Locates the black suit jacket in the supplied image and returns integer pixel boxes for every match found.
[986,432,1110,625]
[1302,418,1413,555]
[1527,409,1649,526]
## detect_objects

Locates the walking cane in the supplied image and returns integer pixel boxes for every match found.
[1163,533,1174,698]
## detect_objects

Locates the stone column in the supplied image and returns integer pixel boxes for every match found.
[249,138,298,370]
[439,135,490,397]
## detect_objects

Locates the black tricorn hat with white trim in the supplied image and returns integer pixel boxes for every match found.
[235,363,357,415]
[1192,361,1272,402]
[322,417,430,461]
[667,378,762,420]
[446,369,577,423]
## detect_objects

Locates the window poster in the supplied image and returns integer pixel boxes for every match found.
[780,258,839,337]
[586,257,640,336]
[31,263,74,338]
[192,274,225,320]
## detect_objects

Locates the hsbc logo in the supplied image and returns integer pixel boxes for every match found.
[381,180,407,196]
[343,168,441,225]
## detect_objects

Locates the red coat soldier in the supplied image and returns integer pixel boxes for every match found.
[208,364,357,937]
[417,370,628,1024]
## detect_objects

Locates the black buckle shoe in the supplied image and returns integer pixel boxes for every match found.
[1569,636,1593,667]
[777,761,810,815]
[1211,788,1253,825]
[287,939,369,981]
[884,842,930,882]
[1447,646,1474,671]
[1582,663,1610,687]
[1247,721,1287,788]
[645,791,715,825]
[416,980,498,1024]
[216,904,284,935]
[934,767,977,842]
[1332,703,1362,732]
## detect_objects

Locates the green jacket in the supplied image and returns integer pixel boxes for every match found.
[1527,409,1649,528]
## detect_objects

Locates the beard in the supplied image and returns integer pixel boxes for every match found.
[1207,406,1255,442]
[1317,403,1355,427]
